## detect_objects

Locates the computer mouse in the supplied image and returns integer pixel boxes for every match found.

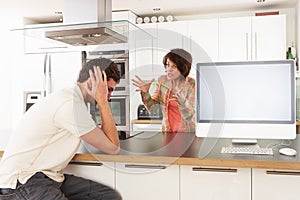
[279,148,297,156]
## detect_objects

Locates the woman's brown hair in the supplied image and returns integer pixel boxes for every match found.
[163,48,192,78]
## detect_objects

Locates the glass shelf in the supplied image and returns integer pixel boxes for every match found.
[11,20,154,54]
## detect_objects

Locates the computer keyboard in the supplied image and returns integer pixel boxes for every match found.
[221,145,273,155]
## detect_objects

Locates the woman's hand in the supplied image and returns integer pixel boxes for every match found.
[171,80,186,105]
[85,66,108,104]
[132,75,154,93]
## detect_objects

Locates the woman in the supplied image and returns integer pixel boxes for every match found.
[132,48,195,132]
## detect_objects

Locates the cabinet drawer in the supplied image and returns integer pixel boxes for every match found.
[180,165,251,200]
[252,168,300,200]
[63,162,115,189]
[116,163,179,200]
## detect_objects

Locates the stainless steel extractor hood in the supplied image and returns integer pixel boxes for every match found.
[45,0,127,46]
[45,26,127,46]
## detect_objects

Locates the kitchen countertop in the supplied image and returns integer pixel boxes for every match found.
[1,132,300,170]
[131,120,299,125]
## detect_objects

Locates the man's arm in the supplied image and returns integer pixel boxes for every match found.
[81,126,120,154]
[81,66,120,154]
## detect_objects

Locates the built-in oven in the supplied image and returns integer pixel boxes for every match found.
[94,96,130,131]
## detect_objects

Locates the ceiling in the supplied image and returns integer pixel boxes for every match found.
[113,0,299,16]
[3,0,299,24]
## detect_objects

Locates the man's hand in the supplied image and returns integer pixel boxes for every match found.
[85,66,108,104]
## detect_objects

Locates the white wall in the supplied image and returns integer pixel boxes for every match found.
[0,4,25,148]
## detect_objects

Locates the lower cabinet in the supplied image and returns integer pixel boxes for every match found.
[62,162,300,200]
[115,162,179,200]
[180,165,251,200]
[63,161,115,189]
[252,168,300,200]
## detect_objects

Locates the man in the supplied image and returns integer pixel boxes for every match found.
[0,58,122,199]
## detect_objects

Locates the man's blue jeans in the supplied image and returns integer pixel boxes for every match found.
[0,172,121,200]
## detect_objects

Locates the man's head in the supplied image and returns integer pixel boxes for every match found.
[77,58,121,100]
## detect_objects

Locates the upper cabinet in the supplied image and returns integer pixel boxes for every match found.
[219,17,252,61]
[219,15,286,62]
[188,18,219,63]
[251,15,286,61]
[188,18,219,78]
[136,14,286,74]
[156,21,189,63]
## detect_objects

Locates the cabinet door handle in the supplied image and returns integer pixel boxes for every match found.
[69,161,103,166]
[125,164,166,170]
[266,170,300,176]
[246,33,249,60]
[192,167,237,173]
[255,32,258,60]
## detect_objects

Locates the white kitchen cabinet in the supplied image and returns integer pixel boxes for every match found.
[188,18,219,63]
[156,21,189,76]
[219,15,286,62]
[251,15,286,61]
[180,165,251,200]
[22,31,71,54]
[135,23,158,79]
[116,162,179,200]
[112,10,137,24]
[63,161,115,189]
[219,16,252,62]
[188,18,219,78]
[252,168,300,200]
[156,21,189,59]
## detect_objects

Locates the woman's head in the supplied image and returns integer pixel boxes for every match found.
[163,48,192,80]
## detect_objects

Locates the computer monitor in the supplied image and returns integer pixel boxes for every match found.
[196,60,296,140]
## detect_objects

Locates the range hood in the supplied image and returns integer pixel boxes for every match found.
[45,26,127,46]
[45,0,127,46]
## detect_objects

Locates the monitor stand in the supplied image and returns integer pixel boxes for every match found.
[231,139,258,145]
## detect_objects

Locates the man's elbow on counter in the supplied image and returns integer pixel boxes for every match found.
[108,145,120,155]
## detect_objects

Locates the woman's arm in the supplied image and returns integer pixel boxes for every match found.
[178,79,196,131]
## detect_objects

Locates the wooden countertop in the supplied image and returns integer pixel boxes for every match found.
[72,133,300,170]
[131,119,162,124]
[2,133,300,170]
[133,121,300,125]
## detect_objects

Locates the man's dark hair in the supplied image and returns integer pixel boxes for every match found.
[77,58,121,83]
[162,48,192,78]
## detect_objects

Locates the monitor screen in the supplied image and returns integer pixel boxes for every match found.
[196,60,296,139]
